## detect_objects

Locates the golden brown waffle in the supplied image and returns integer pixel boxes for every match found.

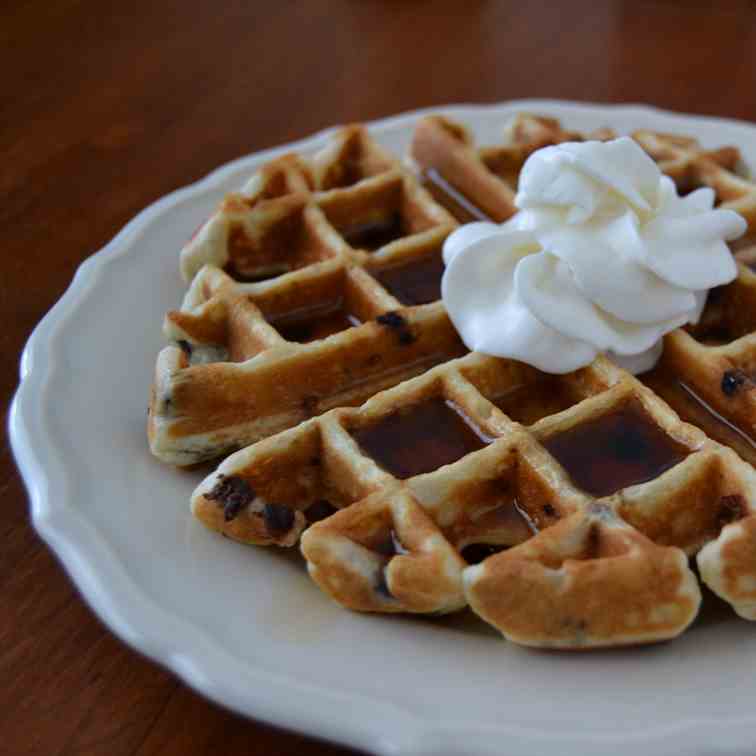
[632,129,756,231]
[409,115,518,222]
[179,125,402,282]
[157,118,581,465]
[151,111,756,646]
[407,112,756,467]
[411,112,756,234]
[149,127,464,464]
[157,114,756,466]
[411,113,616,222]
[191,353,756,646]
[642,264,756,467]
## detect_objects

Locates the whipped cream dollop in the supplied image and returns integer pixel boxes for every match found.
[442,137,747,374]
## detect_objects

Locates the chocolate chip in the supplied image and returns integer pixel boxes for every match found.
[397,329,415,345]
[377,311,406,329]
[717,494,746,527]
[376,311,416,345]
[721,369,747,396]
[263,502,295,534]
[177,339,193,357]
[205,474,255,522]
[223,494,250,521]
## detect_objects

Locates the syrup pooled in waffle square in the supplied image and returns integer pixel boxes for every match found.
[411,112,756,234]
[190,352,756,647]
[149,127,466,465]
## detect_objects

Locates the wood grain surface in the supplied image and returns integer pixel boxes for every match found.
[4,1,756,754]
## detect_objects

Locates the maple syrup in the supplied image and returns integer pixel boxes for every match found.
[420,168,492,224]
[641,366,756,466]
[269,303,360,343]
[224,262,290,283]
[456,496,538,564]
[340,212,406,251]
[543,401,690,497]
[492,378,578,426]
[460,543,507,564]
[351,397,491,479]
[374,250,445,305]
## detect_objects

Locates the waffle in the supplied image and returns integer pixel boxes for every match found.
[179,126,401,282]
[191,352,756,646]
[410,110,756,472]
[149,117,621,465]
[149,127,465,464]
[642,263,756,467]
[150,110,756,647]
[632,129,756,230]
[411,112,756,233]
[411,113,617,222]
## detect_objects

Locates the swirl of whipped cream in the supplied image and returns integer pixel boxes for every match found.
[442,137,747,374]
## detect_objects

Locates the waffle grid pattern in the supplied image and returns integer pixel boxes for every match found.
[192,352,756,647]
[148,111,756,647]
[644,266,756,468]
[149,127,466,464]
[411,112,756,232]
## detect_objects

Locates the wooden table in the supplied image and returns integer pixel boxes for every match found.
[4,1,756,753]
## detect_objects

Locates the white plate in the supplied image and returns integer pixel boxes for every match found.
[11,100,756,756]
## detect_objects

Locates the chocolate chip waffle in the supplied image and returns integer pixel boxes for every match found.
[191,352,756,646]
[149,127,464,464]
[150,110,756,646]
[150,117,620,465]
